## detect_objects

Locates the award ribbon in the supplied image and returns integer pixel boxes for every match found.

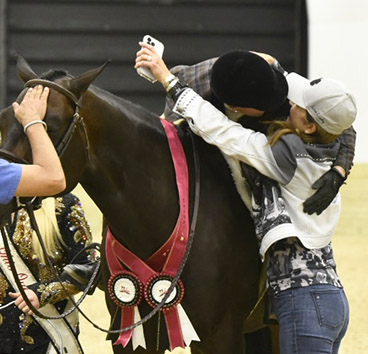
[105,119,200,350]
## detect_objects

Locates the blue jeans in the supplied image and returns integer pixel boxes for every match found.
[270,285,349,354]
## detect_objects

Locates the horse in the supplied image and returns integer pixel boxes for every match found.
[0,57,267,354]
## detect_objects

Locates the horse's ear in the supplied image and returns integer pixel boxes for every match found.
[67,60,111,98]
[16,55,39,82]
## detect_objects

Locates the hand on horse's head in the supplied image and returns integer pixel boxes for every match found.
[12,85,49,128]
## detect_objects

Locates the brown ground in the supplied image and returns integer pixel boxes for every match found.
[74,163,368,354]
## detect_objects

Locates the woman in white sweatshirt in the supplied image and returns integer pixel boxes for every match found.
[136,43,357,354]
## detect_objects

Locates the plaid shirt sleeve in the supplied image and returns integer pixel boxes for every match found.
[164,58,217,121]
[334,126,356,175]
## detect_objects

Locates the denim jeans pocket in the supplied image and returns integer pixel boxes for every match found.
[311,288,346,330]
[273,290,292,300]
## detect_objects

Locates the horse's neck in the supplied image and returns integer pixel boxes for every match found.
[80,88,180,257]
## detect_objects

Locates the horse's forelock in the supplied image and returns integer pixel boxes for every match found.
[40,69,72,81]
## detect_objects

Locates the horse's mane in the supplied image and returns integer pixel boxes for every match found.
[88,85,163,127]
[40,68,163,132]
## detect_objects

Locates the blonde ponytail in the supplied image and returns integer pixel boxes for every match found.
[31,198,66,264]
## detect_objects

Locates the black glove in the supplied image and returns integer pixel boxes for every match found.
[303,168,345,215]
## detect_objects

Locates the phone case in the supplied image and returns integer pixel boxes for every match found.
[137,35,165,83]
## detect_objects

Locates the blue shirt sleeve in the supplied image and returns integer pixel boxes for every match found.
[0,159,22,204]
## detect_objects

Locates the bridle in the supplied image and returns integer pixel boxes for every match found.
[0,78,91,218]
[0,78,90,167]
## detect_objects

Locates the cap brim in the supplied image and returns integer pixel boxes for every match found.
[286,72,310,109]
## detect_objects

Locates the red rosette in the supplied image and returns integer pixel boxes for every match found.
[108,271,143,308]
[144,273,184,311]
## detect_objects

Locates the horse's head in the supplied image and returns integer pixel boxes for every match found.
[0,56,108,226]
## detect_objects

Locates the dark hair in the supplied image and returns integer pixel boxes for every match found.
[40,69,71,81]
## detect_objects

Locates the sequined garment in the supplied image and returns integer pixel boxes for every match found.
[0,193,96,353]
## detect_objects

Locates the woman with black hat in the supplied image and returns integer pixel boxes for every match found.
[159,48,355,217]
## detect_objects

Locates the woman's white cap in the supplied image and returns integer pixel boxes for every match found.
[286,72,357,135]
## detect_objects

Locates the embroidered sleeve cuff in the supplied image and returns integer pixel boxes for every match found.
[38,281,79,306]
[173,88,201,118]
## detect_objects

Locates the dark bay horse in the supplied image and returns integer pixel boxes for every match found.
[0,58,265,354]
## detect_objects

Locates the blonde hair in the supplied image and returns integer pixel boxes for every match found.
[32,198,66,264]
[267,113,339,147]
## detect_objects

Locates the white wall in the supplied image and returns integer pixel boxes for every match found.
[307,0,368,163]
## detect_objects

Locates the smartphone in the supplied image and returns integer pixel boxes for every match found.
[137,35,165,83]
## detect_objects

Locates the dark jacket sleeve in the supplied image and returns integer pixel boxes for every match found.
[57,193,93,265]
[333,126,356,175]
